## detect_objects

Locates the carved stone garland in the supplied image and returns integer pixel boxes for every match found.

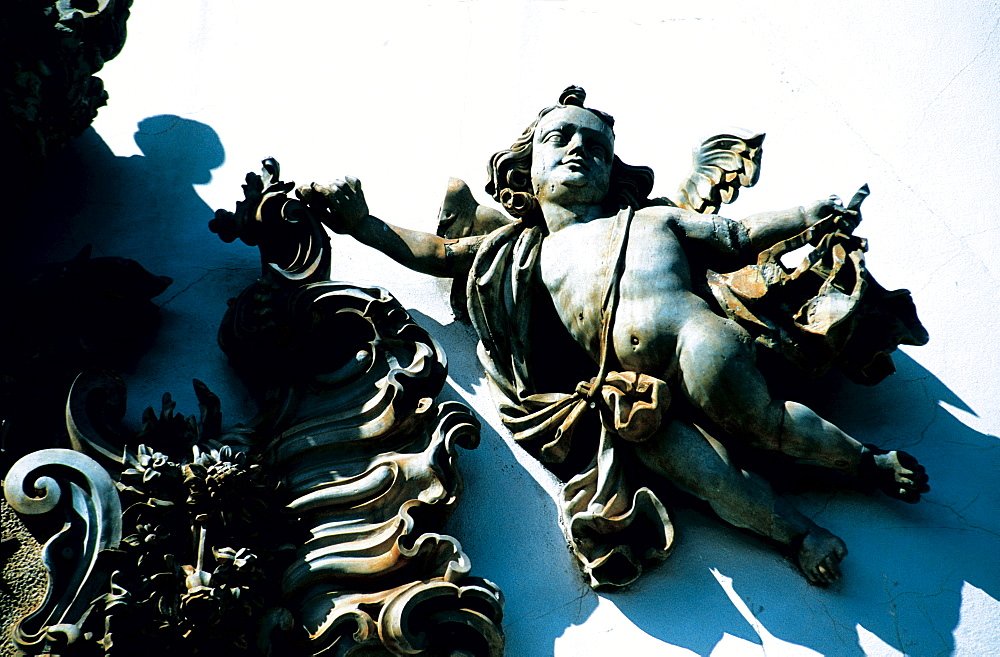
[2,158,504,656]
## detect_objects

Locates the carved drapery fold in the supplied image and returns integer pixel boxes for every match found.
[469,222,675,589]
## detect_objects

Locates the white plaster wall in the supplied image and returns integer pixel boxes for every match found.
[24,1,1000,654]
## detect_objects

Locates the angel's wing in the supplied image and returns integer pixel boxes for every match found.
[670,132,765,214]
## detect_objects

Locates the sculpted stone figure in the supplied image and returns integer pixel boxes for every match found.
[297,87,929,588]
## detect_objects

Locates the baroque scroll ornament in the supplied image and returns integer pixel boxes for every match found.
[3,159,503,656]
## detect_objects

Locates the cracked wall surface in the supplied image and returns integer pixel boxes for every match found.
[3,1,999,655]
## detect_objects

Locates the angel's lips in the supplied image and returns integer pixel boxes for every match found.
[558,160,591,186]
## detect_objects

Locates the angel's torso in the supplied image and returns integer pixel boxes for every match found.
[539,206,718,378]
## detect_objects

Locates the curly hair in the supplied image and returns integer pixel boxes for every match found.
[486,86,656,225]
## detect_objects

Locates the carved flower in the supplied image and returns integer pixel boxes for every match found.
[212,547,260,590]
[179,565,224,628]
[183,445,261,524]
[122,521,171,548]
[214,546,256,571]
[119,444,183,503]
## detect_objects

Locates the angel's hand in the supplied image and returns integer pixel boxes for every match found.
[804,195,861,236]
[296,177,369,235]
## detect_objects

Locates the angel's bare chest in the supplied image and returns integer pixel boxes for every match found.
[539,215,695,365]
[538,223,613,357]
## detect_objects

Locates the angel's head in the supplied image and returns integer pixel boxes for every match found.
[486,86,655,224]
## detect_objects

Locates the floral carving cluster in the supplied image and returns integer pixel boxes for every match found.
[95,388,282,655]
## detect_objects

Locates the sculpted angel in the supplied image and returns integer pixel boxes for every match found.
[297,87,929,588]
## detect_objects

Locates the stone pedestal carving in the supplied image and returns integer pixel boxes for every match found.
[2,0,133,171]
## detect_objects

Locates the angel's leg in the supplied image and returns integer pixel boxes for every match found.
[634,419,846,584]
[675,311,928,501]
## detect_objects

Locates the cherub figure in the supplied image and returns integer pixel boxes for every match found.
[297,87,928,588]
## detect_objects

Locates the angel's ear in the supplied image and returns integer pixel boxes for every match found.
[675,132,765,214]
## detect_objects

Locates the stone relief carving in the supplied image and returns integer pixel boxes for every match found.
[1,0,133,173]
[295,86,930,589]
[210,161,503,655]
[2,159,503,655]
[0,247,171,470]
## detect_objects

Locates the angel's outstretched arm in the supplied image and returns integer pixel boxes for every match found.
[668,197,859,257]
[296,178,483,278]
[741,197,859,249]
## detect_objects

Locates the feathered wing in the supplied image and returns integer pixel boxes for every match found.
[669,131,765,214]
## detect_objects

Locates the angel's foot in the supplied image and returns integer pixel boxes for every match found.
[794,527,847,586]
[860,445,930,503]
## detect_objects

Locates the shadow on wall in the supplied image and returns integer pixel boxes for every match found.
[608,350,1000,656]
[1,116,259,465]
[411,308,999,656]
[408,308,603,656]
[6,114,227,272]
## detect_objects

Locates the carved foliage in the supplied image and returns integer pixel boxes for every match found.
[3,158,503,656]
[63,375,281,655]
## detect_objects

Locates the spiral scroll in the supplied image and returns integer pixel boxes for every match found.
[3,449,122,654]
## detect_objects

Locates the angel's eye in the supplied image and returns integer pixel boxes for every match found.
[543,130,566,145]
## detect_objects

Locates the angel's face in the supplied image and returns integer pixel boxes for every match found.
[530,106,614,207]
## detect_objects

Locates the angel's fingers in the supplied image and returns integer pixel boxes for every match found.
[838,209,861,232]
[345,176,362,194]
[298,183,335,209]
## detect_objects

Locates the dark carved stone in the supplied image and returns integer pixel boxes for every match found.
[0,247,171,470]
[1,0,133,174]
[1,158,503,656]
[3,448,121,654]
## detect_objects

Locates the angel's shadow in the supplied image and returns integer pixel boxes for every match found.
[411,301,999,655]
[0,117,244,468]
[612,350,999,655]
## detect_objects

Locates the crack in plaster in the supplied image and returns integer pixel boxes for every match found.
[814,597,853,646]
[922,500,1000,540]
[503,589,593,629]
[883,575,907,654]
[912,247,967,296]
[888,587,958,657]
[912,401,938,450]
[917,596,955,657]
[134,115,182,136]
[157,266,250,307]
[914,13,1000,134]
[898,374,931,384]
[805,491,839,522]
[942,436,998,450]
[890,378,937,451]
[958,492,982,515]
[781,69,947,237]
